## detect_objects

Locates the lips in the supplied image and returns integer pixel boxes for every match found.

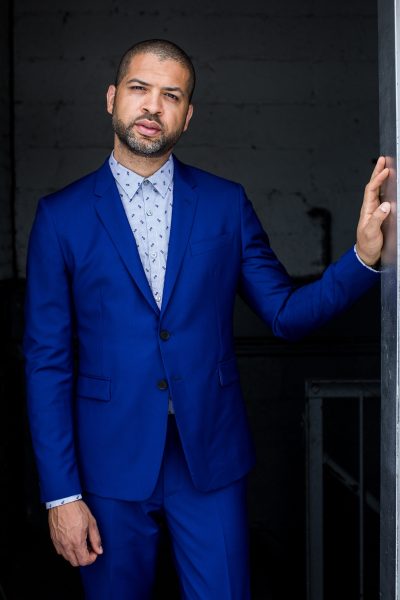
[135,119,162,137]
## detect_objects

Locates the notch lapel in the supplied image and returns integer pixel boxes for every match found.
[161,157,198,314]
[93,160,159,313]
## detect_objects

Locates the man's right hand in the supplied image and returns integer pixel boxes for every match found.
[48,500,103,567]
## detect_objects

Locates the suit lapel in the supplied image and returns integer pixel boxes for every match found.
[161,157,198,314]
[93,160,159,313]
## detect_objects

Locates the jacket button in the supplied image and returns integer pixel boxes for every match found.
[157,379,168,391]
[160,330,170,341]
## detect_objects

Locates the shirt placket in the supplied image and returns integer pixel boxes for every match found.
[143,180,164,306]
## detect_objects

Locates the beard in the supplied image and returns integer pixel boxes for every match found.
[112,112,185,158]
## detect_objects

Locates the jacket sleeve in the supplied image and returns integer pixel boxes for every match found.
[23,199,82,502]
[237,186,380,341]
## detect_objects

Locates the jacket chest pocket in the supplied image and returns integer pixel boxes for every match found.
[190,233,233,256]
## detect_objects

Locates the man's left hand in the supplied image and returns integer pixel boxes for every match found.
[356,156,391,267]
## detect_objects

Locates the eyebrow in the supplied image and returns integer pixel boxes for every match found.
[125,78,186,96]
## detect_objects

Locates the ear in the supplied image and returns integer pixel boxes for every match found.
[106,85,116,115]
[183,104,194,132]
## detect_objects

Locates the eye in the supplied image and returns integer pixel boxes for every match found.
[129,85,146,91]
[165,93,179,101]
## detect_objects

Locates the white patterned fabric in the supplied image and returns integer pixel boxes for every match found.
[46,494,83,509]
[109,152,174,307]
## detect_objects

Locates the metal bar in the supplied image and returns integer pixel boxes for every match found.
[323,455,379,513]
[378,0,400,596]
[359,394,364,599]
[307,380,380,399]
[305,389,324,600]
[305,380,380,599]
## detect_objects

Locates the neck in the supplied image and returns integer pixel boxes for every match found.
[113,138,171,177]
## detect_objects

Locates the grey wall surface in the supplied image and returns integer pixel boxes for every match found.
[14,0,379,279]
[378,0,399,596]
[0,1,13,280]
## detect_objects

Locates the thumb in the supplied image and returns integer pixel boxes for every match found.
[366,201,391,232]
[87,517,103,555]
[376,201,391,220]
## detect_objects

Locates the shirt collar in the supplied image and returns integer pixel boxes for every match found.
[109,152,174,200]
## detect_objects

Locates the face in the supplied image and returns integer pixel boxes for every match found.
[107,52,194,158]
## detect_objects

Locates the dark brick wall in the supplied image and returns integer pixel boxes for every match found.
[0,1,13,279]
[13,0,378,278]
[0,2,381,598]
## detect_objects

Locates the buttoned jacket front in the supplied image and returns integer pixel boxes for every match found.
[23,156,379,503]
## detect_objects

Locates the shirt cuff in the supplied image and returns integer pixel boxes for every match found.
[46,494,82,509]
[353,244,380,273]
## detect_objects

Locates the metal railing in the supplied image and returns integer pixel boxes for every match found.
[305,380,380,600]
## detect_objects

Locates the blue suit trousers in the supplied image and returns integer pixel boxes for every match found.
[80,416,251,599]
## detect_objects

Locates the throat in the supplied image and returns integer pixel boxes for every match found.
[113,140,171,177]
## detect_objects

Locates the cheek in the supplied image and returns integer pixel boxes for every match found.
[170,108,190,132]
[116,96,141,117]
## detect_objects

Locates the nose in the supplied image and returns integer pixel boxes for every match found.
[141,90,163,115]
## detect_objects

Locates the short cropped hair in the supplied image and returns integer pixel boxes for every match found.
[115,39,196,102]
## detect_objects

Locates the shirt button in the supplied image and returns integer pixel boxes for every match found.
[146,209,153,216]
[160,330,170,341]
[143,180,149,186]
[151,251,157,258]
[157,379,168,391]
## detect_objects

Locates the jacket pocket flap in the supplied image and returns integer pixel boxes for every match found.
[76,374,111,402]
[190,232,232,256]
[218,358,240,386]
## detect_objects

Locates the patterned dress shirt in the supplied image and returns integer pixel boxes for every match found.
[109,152,174,306]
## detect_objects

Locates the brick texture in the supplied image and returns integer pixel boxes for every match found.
[0,2,13,280]
[13,0,379,277]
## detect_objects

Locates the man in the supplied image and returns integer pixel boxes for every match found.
[23,39,389,599]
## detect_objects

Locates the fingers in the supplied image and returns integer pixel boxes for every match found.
[360,166,390,219]
[60,545,97,567]
[369,155,386,181]
[74,538,99,567]
[48,500,101,567]
[51,525,99,567]
[368,166,390,193]
[363,202,391,237]
[88,516,103,555]
[356,200,390,266]
[50,529,86,566]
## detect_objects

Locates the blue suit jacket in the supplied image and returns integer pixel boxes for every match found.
[23,156,379,503]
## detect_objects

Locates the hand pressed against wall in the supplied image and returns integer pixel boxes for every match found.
[356,156,390,266]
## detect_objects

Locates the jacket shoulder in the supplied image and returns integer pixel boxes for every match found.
[175,157,243,194]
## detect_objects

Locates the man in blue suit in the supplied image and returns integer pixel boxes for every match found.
[23,39,390,599]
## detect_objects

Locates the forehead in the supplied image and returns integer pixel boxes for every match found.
[122,52,190,91]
